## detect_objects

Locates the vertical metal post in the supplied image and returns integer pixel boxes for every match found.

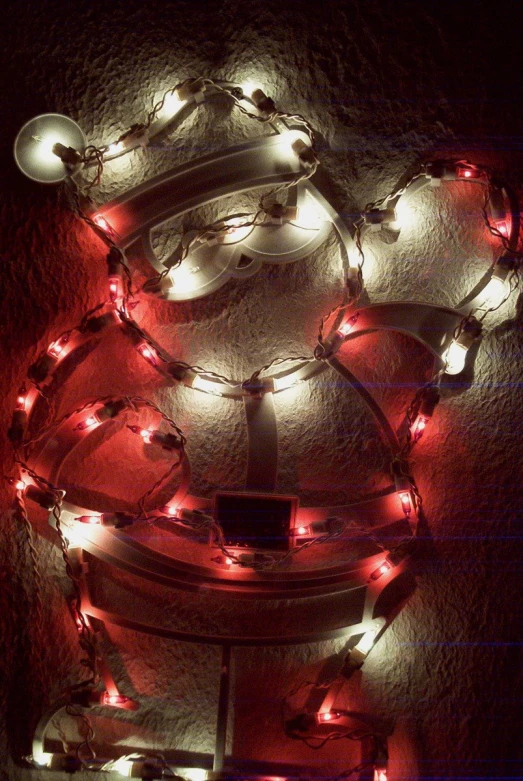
[213,644,231,772]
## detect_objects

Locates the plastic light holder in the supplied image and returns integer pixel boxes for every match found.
[14,113,86,183]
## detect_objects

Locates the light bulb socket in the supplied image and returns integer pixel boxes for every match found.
[28,353,57,383]
[107,247,124,276]
[84,311,119,333]
[418,386,440,417]
[251,88,276,115]
[8,410,28,444]
[25,484,63,509]
[52,142,82,167]
[363,207,397,230]
[96,399,127,421]
[457,316,482,347]
[346,266,363,299]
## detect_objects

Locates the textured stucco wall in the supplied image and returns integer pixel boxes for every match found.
[1,1,522,779]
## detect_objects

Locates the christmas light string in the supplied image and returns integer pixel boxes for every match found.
[9,78,522,779]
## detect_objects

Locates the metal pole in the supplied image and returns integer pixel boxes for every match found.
[213,645,232,772]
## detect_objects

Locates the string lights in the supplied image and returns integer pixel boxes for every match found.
[10,74,522,779]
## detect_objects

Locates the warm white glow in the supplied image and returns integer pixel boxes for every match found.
[107,141,124,156]
[169,264,201,294]
[32,750,53,767]
[390,197,415,231]
[240,81,262,99]
[181,769,207,781]
[109,757,133,777]
[34,134,62,163]
[294,194,328,230]
[279,129,310,155]
[192,375,224,395]
[443,340,468,375]
[272,373,298,392]
[161,93,186,119]
[354,619,386,656]
[479,275,507,309]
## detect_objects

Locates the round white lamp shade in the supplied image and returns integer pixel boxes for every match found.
[14,113,86,183]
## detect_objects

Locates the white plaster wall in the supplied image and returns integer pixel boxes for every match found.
[1,1,522,779]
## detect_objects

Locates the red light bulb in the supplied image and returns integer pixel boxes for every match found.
[15,479,26,491]
[374,770,387,781]
[493,219,508,237]
[400,492,412,515]
[102,692,129,706]
[78,515,102,524]
[317,710,340,723]
[93,214,112,233]
[337,314,358,337]
[137,343,158,365]
[48,339,65,358]
[297,526,307,535]
[225,557,233,566]
[370,560,392,580]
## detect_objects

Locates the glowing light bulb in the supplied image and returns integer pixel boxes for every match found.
[297,526,308,536]
[32,751,53,768]
[140,429,153,443]
[15,479,26,491]
[102,692,130,706]
[443,340,468,375]
[182,770,207,781]
[107,141,124,156]
[169,264,201,294]
[370,560,392,580]
[317,710,341,723]
[77,515,102,524]
[412,414,428,440]
[337,314,358,337]
[272,374,298,392]
[240,82,261,99]
[192,375,224,395]
[75,415,99,431]
[225,557,233,566]
[93,213,114,234]
[354,627,380,656]
[161,93,186,118]
[137,343,158,365]
[109,758,133,777]
[399,492,412,516]
[47,338,67,358]
[374,770,388,781]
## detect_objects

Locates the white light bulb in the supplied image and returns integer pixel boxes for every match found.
[354,628,379,656]
[272,374,297,392]
[192,375,224,395]
[443,340,468,375]
[182,769,207,781]
[169,264,201,294]
[353,618,386,656]
[109,758,133,777]
[32,751,53,768]
[479,274,507,309]
[294,195,327,230]
[279,129,310,155]
[161,93,186,118]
